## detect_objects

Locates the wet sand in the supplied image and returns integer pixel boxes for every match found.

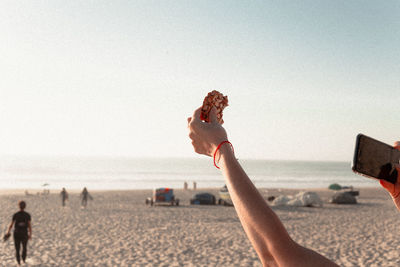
[0,187,399,266]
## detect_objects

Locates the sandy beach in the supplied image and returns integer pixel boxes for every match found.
[0,187,399,266]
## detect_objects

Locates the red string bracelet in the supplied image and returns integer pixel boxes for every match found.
[213,141,234,169]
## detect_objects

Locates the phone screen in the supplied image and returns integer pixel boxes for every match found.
[352,134,400,184]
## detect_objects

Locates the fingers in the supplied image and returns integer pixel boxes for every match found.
[394,165,400,198]
[188,132,195,140]
[394,141,400,150]
[209,107,218,124]
[380,179,395,194]
[191,107,203,122]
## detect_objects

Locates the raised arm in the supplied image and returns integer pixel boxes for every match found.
[188,107,337,267]
[380,142,400,211]
[218,145,337,266]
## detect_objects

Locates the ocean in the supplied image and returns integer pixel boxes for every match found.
[0,156,378,190]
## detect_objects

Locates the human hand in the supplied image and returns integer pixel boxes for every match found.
[380,141,400,211]
[188,107,228,157]
[28,234,32,240]
[3,232,11,242]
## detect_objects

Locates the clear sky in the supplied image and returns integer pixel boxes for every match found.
[0,1,399,161]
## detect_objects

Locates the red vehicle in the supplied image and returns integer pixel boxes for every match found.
[146,188,180,206]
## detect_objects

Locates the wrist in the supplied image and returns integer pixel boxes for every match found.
[218,145,235,163]
[214,141,234,168]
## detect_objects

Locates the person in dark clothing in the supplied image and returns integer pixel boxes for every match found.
[60,187,69,207]
[6,200,32,266]
[80,187,93,208]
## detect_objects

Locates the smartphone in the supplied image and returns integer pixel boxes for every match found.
[352,134,400,184]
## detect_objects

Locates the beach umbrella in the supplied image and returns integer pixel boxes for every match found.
[41,183,50,195]
[328,183,342,190]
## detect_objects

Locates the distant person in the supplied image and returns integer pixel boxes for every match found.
[187,107,338,266]
[6,200,32,266]
[60,188,69,207]
[81,187,93,208]
[193,181,197,190]
[183,181,188,190]
[380,141,400,211]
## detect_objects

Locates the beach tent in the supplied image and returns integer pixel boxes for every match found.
[328,183,342,190]
[272,192,323,207]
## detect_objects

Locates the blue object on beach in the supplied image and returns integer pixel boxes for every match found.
[145,188,180,206]
[155,188,174,202]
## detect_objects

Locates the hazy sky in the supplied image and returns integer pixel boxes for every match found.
[0,1,399,161]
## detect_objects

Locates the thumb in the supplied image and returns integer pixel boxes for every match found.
[191,107,203,122]
[380,179,395,195]
[209,107,218,123]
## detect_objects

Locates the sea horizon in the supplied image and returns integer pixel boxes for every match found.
[0,156,378,191]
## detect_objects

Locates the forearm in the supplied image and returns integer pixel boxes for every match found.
[7,222,14,234]
[218,145,294,264]
[218,145,337,267]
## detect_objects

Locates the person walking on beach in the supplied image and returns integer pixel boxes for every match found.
[187,107,338,267]
[5,200,32,266]
[81,187,93,208]
[60,187,69,207]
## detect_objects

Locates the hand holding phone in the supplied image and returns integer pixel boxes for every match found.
[380,142,400,211]
[352,134,400,211]
[352,134,400,184]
